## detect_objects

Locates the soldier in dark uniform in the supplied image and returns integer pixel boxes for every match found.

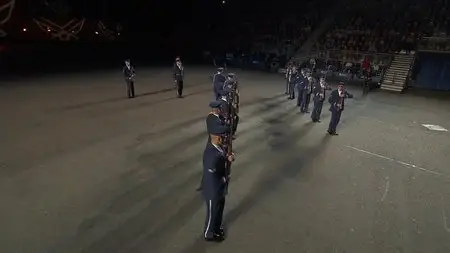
[285,64,292,95]
[301,75,313,113]
[311,77,327,122]
[327,83,353,135]
[362,69,371,96]
[202,124,234,242]
[296,69,306,106]
[123,59,136,98]
[196,100,230,191]
[288,67,298,100]
[173,57,184,98]
[213,67,226,100]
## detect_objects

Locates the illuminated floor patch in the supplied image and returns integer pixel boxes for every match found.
[422,124,448,132]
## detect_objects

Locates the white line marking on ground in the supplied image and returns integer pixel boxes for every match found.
[344,145,447,178]
[422,124,448,132]
[381,176,389,202]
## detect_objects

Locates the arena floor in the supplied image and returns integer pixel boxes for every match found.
[1,67,450,253]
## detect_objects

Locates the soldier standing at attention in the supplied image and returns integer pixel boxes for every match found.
[285,64,292,95]
[301,75,313,113]
[202,124,234,242]
[213,67,226,100]
[173,56,184,98]
[123,59,136,98]
[196,101,230,191]
[327,83,353,135]
[311,77,327,122]
[288,67,298,100]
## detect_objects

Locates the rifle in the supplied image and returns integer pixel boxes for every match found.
[224,92,234,194]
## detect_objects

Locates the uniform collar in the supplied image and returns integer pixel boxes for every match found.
[212,143,224,153]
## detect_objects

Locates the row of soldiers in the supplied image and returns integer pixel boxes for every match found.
[199,68,240,242]
[285,64,353,135]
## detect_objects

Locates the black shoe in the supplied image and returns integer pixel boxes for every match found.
[219,227,226,237]
[195,186,202,191]
[204,233,225,242]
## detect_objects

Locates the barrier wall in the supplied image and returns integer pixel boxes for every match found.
[413,52,450,90]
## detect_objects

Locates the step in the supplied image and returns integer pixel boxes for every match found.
[391,61,412,65]
[392,59,412,63]
[385,68,409,73]
[390,61,412,66]
[380,84,404,92]
[382,78,406,84]
[383,73,408,80]
[381,82,404,88]
[388,67,410,72]
[384,71,408,77]
[395,55,414,60]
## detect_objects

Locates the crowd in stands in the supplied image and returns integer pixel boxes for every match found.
[301,0,450,77]
[314,0,424,54]
[222,0,323,69]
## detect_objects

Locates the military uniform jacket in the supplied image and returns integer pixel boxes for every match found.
[219,98,231,119]
[289,73,300,87]
[213,73,226,89]
[313,83,326,101]
[328,90,353,111]
[206,113,228,134]
[173,63,184,81]
[123,66,135,80]
[202,142,228,199]
[306,78,314,94]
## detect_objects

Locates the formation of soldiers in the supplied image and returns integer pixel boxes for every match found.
[122,58,354,242]
[285,63,353,135]
[195,67,240,242]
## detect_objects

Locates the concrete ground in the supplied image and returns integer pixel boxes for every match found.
[1,67,450,253]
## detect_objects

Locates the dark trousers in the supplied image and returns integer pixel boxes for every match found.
[300,92,310,112]
[285,79,290,94]
[176,80,184,97]
[311,99,324,121]
[204,197,225,239]
[362,81,369,96]
[232,114,239,135]
[289,82,295,99]
[297,90,304,106]
[328,108,342,133]
[126,80,135,98]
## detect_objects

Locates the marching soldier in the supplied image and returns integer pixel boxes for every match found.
[362,69,371,96]
[202,122,234,242]
[213,67,226,100]
[288,67,299,100]
[301,75,313,113]
[173,57,184,98]
[311,77,327,122]
[123,59,136,98]
[285,64,293,95]
[196,100,230,191]
[223,73,240,114]
[327,83,353,135]
[296,69,307,106]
